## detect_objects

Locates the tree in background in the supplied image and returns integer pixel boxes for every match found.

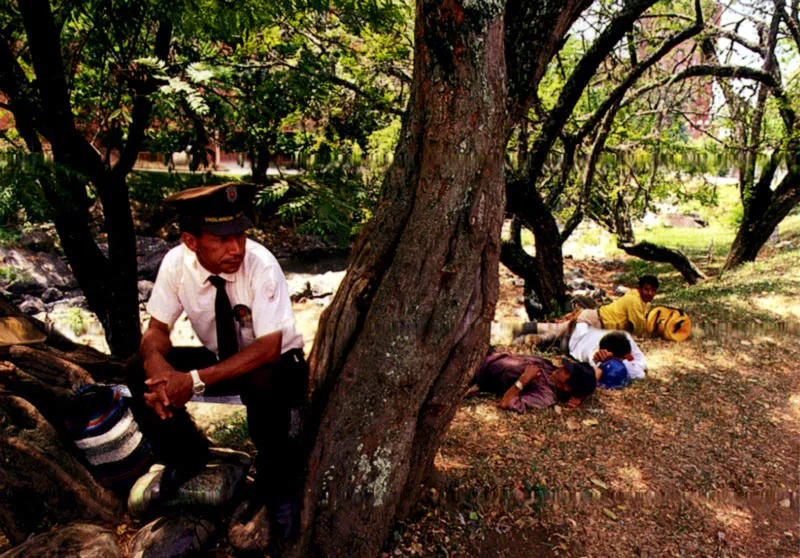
[702,0,799,270]
[0,0,179,356]
[501,0,708,316]
[145,0,412,244]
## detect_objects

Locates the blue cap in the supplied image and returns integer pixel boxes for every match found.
[598,359,629,389]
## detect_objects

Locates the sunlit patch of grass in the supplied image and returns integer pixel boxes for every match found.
[706,500,754,530]
[636,224,735,257]
[613,465,650,493]
[209,411,251,451]
[786,395,800,425]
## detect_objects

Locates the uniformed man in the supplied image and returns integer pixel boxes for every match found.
[127,182,307,538]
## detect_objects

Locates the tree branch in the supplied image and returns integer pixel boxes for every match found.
[706,25,765,55]
[577,0,704,141]
[112,20,173,179]
[632,64,795,131]
[521,0,660,189]
[17,0,104,180]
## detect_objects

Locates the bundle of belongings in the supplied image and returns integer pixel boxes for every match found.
[64,384,155,494]
[646,306,692,342]
[63,384,250,514]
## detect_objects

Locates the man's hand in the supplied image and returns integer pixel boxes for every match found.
[593,349,614,363]
[142,359,176,419]
[519,364,541,386]
[140,318,176,419]
[143,385,172,419]
[565,396,583,409]
[144,369,194,417]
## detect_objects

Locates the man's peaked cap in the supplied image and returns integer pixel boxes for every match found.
[165,183,258,236]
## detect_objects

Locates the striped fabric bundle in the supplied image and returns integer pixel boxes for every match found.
[64,384,154,494]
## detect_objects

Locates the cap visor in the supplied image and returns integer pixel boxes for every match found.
[201,214,253,236]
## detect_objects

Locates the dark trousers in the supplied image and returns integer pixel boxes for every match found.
[126,347,309,504]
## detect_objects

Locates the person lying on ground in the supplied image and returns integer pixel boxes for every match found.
[465,350,596,412]
[513,274,659,345]
[549,323,646,383]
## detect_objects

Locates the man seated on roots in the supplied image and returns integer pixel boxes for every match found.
[126,183,308,539]
[512,274,659,346]
[465,349,597,412]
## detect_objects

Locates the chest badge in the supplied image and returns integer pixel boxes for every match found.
[232,304,253,329]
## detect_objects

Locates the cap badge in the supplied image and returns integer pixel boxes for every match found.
[226,186,238,204]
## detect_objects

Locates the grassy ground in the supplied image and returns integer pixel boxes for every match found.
[383,217,800,557]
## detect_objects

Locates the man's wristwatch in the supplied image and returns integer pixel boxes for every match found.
[190,369,205,396]
[514,379,524,391]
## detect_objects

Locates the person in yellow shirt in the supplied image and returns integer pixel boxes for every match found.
[513,275,659,345]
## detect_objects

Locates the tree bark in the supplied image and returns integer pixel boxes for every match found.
[620,241,707,284]
[0,293,128,383]
[0,394,121,545]
[292,1,509,555]
[724,170,800,269]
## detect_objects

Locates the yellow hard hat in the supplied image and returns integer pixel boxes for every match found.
[646,306,672,336]
[664,312,692,342]
[646,306,691,341]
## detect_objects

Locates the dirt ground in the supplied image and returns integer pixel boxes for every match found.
[384,258,800,557]
[3,246,797,557]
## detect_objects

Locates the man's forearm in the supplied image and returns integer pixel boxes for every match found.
[140,327,173,378]
[499,383,523,409]
[198,331,283,387]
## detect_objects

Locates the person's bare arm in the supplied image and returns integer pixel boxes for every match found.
[564,396,584,409]
[140,318,175,419]
[499,364,541,410]
[160,330,283,409]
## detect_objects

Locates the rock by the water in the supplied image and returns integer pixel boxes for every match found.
[138,280,154,302]
[0,523,122,558]
[136,237,174,281]
[285,270,345,301]
[56,295,89,309]
[567,278,593,291]
[663,212,707,228]
[40,287,63,303]
[129,516,215,558]
[19,296,46,315]
[0,247,76,291]
[19,229,57,252]
[228,499,271,555]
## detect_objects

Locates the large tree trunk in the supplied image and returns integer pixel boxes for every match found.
[41,170,142,357]
[291,2,508,555]
[724,171,800,270]
[500,218,569,318]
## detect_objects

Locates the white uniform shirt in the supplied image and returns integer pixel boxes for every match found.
[568,323,646,380]
[147,239,304,357]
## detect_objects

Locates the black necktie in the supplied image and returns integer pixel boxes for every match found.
[208,275,238,360]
